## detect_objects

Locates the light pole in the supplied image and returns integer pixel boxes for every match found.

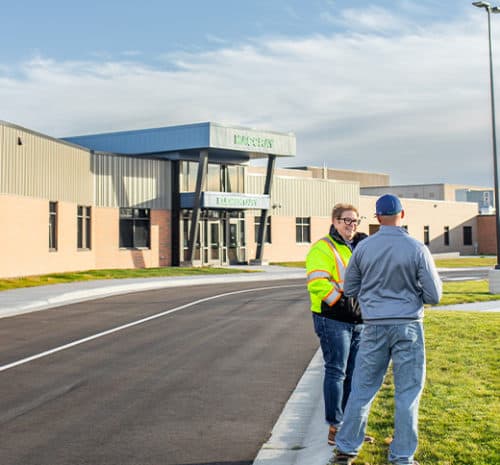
[473,2,500,276]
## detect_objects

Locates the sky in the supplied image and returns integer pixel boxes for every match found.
[1,0,499,186]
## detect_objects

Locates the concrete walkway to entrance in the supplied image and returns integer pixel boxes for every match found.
[0,265,498,465]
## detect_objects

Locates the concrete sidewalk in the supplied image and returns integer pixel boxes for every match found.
[253,297,500,465]
[0,266,499,465]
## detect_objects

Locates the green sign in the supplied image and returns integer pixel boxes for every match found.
[233,134,273,150]
[215,196,258,208]
[202,192,270,209]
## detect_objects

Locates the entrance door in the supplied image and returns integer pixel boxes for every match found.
[181,210,241,266]
[198,218,223,266]
[228,217,246,264]
[207,219,221,264]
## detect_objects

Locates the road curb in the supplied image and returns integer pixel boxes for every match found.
[0,271,305,319]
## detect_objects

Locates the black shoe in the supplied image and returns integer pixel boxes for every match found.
[328,450,357,465]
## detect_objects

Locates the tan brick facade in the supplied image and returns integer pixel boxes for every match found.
[0,194,172,278]
[246,196,482,264]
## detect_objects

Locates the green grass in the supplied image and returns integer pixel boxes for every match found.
[0,266,255,292]
[434,257,496,268]
[438,280,500,305]
[355,311,500,465]
[273,257,497,269]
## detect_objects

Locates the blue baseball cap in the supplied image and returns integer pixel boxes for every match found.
[375,194,403,216]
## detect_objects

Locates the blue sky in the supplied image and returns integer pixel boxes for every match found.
[1,0,499,186]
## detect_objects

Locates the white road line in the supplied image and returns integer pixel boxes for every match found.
[0,284,303,373]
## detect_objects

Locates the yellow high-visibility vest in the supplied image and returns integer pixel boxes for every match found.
[306,234,352,314]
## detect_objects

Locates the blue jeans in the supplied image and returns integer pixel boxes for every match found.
[312,313,363,427]
[335,322,426,465]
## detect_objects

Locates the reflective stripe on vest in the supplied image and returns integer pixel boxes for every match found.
[307,270,331,282]
[320,236,348,306]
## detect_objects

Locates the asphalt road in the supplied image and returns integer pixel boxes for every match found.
[0,279,317,465]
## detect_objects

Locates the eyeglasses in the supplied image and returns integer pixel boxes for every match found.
[337,217,361,226]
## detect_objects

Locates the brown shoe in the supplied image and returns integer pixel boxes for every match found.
[364,434,375,443]
[328,425,337,445]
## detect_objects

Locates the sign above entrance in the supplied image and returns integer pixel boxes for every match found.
[204,192,270,209]
[210,123,295,157]
[64,121,296,160]
[180,192,270,210]
[233,134,274,150]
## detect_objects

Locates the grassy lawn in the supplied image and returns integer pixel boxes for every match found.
[438,280,500,305]
[434,257,496,268]
[355,311,499,465]
[273,257,497,269]
[0,266,254,292]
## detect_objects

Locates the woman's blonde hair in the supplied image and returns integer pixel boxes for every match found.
[332,203,359,221]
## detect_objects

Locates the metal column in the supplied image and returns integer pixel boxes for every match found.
[184,150,208,265]
[253,155,276,264]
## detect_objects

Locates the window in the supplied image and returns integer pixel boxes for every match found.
[444,226,450,246]
[463,226,473,246]
[206,163,221,191]
[180,161,198,192]
[254,216,271,243]
[424,226,430,246]
[296,217,311,243]
[119,208,150,248]
[49,201,58,251]
[224,165,244,193]
[77,206,91,250]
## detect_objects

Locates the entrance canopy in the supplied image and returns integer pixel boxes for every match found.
[63,122,296,163]
[64,121,295,266]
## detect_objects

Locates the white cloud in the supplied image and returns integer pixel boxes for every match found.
[0,7,498,186]
[322,5,414,34]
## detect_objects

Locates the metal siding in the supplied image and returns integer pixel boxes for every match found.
[92,153,171,209]
[65,123,211,154]
[64,122,296,157]
[0,124,92,203]
[246,174,359,217]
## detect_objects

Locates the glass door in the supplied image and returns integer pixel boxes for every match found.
[208,219,220,263]
[228,215,246,264]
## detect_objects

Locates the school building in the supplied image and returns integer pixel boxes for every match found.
[0,120,494,279]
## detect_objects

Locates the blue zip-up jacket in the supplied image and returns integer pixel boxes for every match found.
[344,226,442,324]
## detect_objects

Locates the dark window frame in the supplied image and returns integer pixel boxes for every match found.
[444,226,450,246]
[49,201,58,251]
[119,208,151,249]
[424,225,430,246]
[463,226,473,246]
[295,217,311,243]
[77,205,92,250]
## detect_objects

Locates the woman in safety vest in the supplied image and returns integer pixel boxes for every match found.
[306,203,371,446]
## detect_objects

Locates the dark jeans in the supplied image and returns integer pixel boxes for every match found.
[312,313,363,427]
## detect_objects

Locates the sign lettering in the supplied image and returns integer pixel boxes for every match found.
[233,134,274,150]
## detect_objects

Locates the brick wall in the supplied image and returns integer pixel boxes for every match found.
[477,215,497,255]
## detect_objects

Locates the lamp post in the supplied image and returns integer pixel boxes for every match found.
[473,2,500,285]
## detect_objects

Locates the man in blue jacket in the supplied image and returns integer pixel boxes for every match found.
[330,194,442,465]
